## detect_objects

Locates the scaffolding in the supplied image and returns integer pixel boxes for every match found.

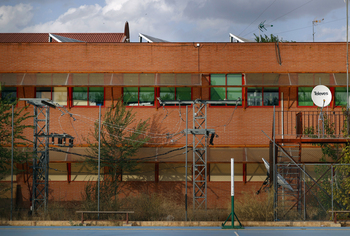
[268,109,350,221]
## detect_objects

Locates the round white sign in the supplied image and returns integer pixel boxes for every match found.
[311,85,332,107]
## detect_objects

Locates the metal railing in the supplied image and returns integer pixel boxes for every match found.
[275,110,349,139]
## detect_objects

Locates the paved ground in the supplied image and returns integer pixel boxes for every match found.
[1,226,350,236]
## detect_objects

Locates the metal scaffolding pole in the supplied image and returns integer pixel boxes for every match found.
[192,102,208,210]
[32,104,50,212]
[158,98,240,211]
[21,98,74,214]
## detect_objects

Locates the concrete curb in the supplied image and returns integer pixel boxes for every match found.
[0,220,342,227]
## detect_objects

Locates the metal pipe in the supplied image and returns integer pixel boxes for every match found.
[10,104,14,221]
[347,0,349,109]
[281,93,284,140]
[98,105,101,219]
[273,106,277,221]
[185,105,188,221]
[331,164,334,221]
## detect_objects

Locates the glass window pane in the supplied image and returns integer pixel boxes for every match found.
[73,87,88,106]
[210,74,225,85]
[263,87,279,106]
[89,87,104,106]
[1,87,17,103]
[211,87,225,100]
[227,87,242,105]
[160,87,175,101]
[176,87,191,101]
[139,87,154,106]
[123,87,138,106]
[53,87,67,106]
[247,87,262,106]
[227,74,242,85]
[298,87,313,106]
[36,87,51,99]
[335,87,348,106]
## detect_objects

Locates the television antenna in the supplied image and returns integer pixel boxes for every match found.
[258,20,273,40]
[312,18,324,42]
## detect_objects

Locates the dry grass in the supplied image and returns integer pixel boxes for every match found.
[0,189,316,221]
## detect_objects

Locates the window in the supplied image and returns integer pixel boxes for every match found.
[159,163,191,181]
[72,87,104,106]
[1,87,17,103]
[36,87,67,106]
[159,87,191,104]
[247,87,279,106]
[123,87,155,106]
[298,87,313,106]
[210,163,242,181]
[335,87,348,106]
[122,163,155,181]
[210,74,242,106]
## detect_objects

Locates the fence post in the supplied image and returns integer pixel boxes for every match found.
[296,112,303,137]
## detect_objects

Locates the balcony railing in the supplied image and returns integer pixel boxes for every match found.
[274,110,349,139]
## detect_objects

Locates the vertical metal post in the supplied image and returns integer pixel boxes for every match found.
[205,104,207,210]
[45,106,49,210]
[231,158,234,227]
[273,106,277,221]
[31,107,37,213]
[98,105,101,219]
[281,92,284,140]
[303,164,306,220]
[347,0,349,110]
[331,164,334,221]
[185,105,188,221]
[10,105,14,221]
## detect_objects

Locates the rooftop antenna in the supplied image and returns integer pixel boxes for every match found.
[258,20,273,41]
[312,18,324,42]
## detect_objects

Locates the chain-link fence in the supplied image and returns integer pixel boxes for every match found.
[275,162,350,221]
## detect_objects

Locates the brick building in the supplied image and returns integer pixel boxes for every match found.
[0,27,348,210]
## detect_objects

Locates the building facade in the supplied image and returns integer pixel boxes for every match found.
[0,39,348,209]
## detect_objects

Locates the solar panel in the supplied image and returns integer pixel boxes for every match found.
[49,33,85,43]
[139,33,168,43]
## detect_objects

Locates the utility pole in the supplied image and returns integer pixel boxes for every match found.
[312,18,324,42]
[158,98,240,212]
[20,98,74,214]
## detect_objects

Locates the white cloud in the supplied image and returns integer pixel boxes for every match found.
[1,0,349,42]
[319,26,346,42]
[0,4,33,32]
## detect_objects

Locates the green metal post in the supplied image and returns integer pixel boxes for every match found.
[222,158,243,229]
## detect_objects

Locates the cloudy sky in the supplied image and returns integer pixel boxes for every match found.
[0,0,349,42]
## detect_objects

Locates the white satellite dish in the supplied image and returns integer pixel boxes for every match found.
[262,158,294,191]
[311,85,332,107]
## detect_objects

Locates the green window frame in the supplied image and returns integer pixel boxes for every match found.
[0,87,17,103]
[123,87,155,106]
[160,87,192,104]
[335,87,348,106]
[210,74,242,106]
[247,87,279,106]
[72,87,104,106]
[298,87,314,106]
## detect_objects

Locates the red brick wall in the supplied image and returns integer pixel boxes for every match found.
[0,42,346,73]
